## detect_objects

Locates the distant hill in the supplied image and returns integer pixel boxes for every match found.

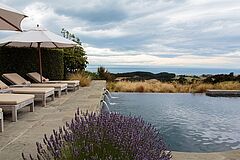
[112,71,240,84]
[203,72,240,83]
[112,71,176,81]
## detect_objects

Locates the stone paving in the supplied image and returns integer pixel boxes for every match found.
[0,80,106,160]
[173,150,240,160]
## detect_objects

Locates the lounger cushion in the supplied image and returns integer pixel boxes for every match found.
[0,94,34,105]
[27,72,49,82]
[3,73,67,90]
[31,83,67,89]
[27,72,79,85]
[0,80,9,89]
[49,80,79,85]
[2,73,29,85]
[7,87,54,94]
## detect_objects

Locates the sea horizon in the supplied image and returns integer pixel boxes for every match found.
[86,65,240,75]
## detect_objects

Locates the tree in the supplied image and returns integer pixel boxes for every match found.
[61,28,88,76]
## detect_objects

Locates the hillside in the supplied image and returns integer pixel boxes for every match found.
[113,71,176,81]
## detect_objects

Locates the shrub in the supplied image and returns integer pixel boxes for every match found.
[97,66,115,82]
[68,71,91,87]
[203,73,236,84]
[22,110,172,160]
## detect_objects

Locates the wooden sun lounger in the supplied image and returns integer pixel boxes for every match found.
[27,72,80,91]
[0,94,34,122]
[2,73,68,97]
[29,84,67,97]
[1,80,54,107]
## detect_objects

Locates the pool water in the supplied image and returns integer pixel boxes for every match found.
[108,93,240,152]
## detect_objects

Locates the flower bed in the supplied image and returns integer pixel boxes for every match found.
[22,109,171,160]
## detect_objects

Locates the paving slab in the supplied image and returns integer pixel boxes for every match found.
[173,150,240,160]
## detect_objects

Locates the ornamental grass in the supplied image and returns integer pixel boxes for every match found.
[107,81,240,93]
[68,72,91,87]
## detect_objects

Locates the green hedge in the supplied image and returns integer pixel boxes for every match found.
[0,47,64,81]
[41,49,64,80]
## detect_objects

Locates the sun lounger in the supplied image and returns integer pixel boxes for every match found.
[0,80,54,107]
[27,72,80,91]
[0,108,3,132]
[0,94,34,122]
[2,73,68,97]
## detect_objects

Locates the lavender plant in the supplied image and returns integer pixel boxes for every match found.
[22,109,172,160]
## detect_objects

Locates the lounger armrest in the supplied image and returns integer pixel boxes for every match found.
[43,78,49,82]
[10,84,28,87]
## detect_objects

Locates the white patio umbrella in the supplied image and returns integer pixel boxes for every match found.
[0,25,78,82]
[0,3,27,31]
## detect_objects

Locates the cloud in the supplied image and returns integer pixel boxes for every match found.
[72,27,130,38]
[88,53,235,68]
[85,44,240,68]
[56,4,127,24]
[0,0,240,70]
[21,2,72,32]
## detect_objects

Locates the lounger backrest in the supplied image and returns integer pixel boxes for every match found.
[2,73,30,85]
[0,80,9,89]
[27,72,49,83]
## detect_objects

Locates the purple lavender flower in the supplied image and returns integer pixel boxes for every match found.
[22,109,172,160]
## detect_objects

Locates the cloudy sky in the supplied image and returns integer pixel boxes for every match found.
[1,0,240,70]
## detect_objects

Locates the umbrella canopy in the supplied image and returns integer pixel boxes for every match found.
[0,26,77,47]
[0,26,78,82]
[0,3,27,31]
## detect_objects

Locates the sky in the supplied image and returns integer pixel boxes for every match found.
[1,0,240,70]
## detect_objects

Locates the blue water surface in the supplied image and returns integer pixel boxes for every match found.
[86,66,240,75]
[108,93,240,152]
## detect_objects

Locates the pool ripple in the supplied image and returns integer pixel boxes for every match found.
[109,93,240,152]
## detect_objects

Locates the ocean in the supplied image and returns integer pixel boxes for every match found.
[86,66,240,75]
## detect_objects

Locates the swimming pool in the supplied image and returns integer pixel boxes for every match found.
[107,93,240,152]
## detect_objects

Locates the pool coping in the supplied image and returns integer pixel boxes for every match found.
[173,149,240,160]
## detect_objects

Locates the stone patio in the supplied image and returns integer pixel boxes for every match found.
[0,80,106,160]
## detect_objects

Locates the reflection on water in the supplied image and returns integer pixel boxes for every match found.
[109,93,240,152]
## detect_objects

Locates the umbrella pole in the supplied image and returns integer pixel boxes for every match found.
[38,42,43,83]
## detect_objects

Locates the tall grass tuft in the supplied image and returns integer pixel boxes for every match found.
[107,81,240,93]
[69,71,91,87]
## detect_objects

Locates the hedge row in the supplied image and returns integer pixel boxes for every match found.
[0,47,64,82]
